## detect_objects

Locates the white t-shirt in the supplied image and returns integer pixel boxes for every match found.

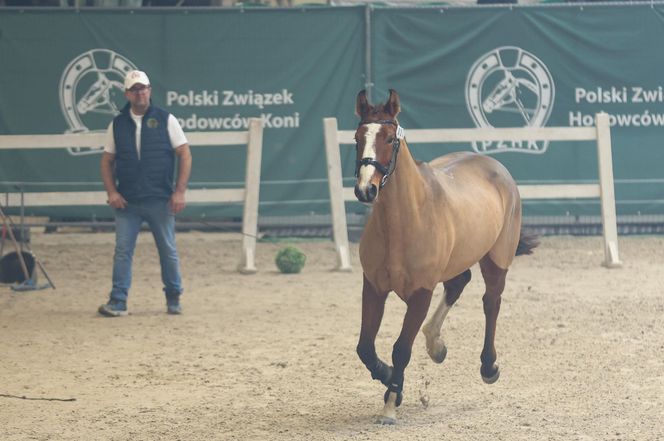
[104,110,188,158]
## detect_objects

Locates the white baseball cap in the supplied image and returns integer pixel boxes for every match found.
[124,70,150,90]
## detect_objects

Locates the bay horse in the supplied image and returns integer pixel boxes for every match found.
[353,89,538,424]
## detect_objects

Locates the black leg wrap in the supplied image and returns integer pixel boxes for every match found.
[370,359,393,386]
[383,383,403,407]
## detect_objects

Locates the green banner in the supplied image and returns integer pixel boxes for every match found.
[0,7,366,218]
[370,5,664,217]
[1,5,664,221]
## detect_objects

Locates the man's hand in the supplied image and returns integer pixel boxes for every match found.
[107,191,127,210]
[169,190,186,214]
[171,144,191,215]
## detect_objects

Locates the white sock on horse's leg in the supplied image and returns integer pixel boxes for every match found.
[377,391,398,425]
[422,291,451,363]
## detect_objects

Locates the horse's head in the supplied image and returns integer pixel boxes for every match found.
[354,89,402,204]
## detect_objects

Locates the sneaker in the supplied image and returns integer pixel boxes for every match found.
[167,302,182,315]
[98,300,128,317]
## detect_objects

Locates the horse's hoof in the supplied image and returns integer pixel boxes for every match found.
[429,344,447,364]
[481,364,500,384]
[379,391,399,425]
[376,416,397,425]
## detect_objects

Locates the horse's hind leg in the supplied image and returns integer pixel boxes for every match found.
[356,275,392,386]
[380,287,433,425]
[479,256,508,384]
[422,269,471,364]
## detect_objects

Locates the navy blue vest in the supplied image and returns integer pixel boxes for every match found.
[113,103,175,203]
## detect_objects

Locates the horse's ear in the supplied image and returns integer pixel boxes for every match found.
[385,89,401,117]
[356,89,370,118]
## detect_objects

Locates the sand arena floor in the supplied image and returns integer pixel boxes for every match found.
[1,232,663,440]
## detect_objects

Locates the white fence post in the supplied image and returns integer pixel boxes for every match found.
[323,115,621,269]
[595,112,622,268]
[323,117,352,272]
[237,118,263,274]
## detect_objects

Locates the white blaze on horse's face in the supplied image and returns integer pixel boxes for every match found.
[357,123,381,188]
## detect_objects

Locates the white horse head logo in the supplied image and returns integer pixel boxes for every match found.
[465,46,555,154]
[59,49,138,155]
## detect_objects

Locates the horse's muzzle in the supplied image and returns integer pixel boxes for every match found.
[355,183,378,203]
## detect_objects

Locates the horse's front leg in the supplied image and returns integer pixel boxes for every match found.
[380,288,433,425]
[356,275,392,387]
[422,270,471,363]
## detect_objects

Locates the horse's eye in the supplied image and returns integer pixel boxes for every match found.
[386,137,394,144]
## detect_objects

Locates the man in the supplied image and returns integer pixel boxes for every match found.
[98,70,192,317]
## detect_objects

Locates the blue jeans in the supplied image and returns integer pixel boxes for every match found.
[109,199,183,303]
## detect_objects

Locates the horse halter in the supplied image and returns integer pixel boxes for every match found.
[355,119,405,189]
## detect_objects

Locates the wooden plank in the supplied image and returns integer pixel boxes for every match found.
[0,131,249,150]
[238,118,263,274]
[1,189,246,207]
[518,184,600,199]
[595,112,622,268]
[185,131,249,146]
[336,126,597,145]
[324,118,352,272]
[0,133,106,149]
[404,127,597,143]
[342,184,600,201]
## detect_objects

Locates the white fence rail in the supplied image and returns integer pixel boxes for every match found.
[323,113,621,271]
[0,118,264,274]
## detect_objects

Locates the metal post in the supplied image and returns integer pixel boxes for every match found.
[19,186,25,253]
[364,4,373,98]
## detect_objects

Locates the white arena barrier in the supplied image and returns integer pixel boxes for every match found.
[323,113,621,271]
[0,118,264,274]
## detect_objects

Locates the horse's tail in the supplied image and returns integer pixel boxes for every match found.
[515,229,539,256]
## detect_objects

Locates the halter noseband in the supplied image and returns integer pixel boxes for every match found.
[355,119,405,189]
